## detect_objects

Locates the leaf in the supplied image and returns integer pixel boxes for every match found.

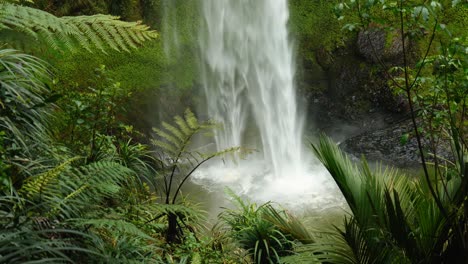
[413,6,429,21]
[76,218,155,240]
[0,3,158,53]
[400,133,409,145]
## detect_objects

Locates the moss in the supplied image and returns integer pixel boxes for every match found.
[441,3,468,38]
[288,0,348,60]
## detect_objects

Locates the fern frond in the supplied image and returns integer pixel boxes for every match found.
[71,161,135,201]
[0,3,158,53]
[20,160,136,220]
[154,203,203,221]
[76,218,155,240]
[152,109,217,159]
[48,184,89,218]
[184,108,199,129]
[152,128,182,148]
[19,157,79,199]
[161,122,185,142]
[174,115,192,137]
[150,139,178,156]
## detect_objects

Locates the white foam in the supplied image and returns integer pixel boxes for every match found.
[192,155,343,211]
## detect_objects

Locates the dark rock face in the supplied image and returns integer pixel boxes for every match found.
[357,28,404,63]
[302,26,425,167]
[357,29,387,62]
[340,118,453,167]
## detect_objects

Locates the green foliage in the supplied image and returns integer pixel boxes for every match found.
[0,2,158,53]
[0,49,50,151]
[51,65,134,160]
[0,194,98,263]
[0,47,160,262]
[150,109,242,243]
[289,0,349,56]
[221,190,312,264]
[303,136,466,263]
[0,2,165,262]
[335,3,467,262]
[152,109,241,205]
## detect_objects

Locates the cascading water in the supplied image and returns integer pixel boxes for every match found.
[184,0,341,209]
[200,0,305,179]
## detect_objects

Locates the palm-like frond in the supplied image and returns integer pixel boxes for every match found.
[0,2,158,53]
[285,217,405,264]
[262,204,313,245]
[221,190,302,264]
[310,135,464,263]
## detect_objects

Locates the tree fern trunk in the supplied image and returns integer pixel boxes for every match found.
[166,213,179,243]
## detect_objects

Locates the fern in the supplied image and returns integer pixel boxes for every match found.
[75,218,155,241]
[151,109,216,159]
[17,159,137,220]
[152,109,243,204]
[153,203,203,221]
[0,3,158,53]
[150,109,244,243]
[53,161,136,218]
[19,157,78,200]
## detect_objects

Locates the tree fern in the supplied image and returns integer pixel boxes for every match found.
[0,2,158,53]
[151,109,241,204]
[150,109,243,243]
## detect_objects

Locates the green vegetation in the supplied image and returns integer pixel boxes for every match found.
[0,0,466,263]
[289,0,348,60]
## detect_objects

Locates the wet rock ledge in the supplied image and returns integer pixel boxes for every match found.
[340,118,453,168]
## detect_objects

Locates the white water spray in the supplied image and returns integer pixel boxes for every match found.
[200,0,305,178]
[193,0,340,209]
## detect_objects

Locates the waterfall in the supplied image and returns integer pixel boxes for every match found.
[199,0,305,179]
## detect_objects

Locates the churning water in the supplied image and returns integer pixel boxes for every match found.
[192,0,341,210]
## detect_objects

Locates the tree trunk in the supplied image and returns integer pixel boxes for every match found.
[166,213,179,243]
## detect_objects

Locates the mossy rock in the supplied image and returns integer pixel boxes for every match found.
[357,27,404,63]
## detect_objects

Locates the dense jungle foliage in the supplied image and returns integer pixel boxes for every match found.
[0,0,466,263]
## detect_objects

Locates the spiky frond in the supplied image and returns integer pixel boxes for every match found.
[221,190,308,264]
[283,217,404,264]
[0,3,158,53]
[262,204,313,245]
[0,49,51,151]
[310,135,463,263]
[0,228,95,263]
[0,194,97,263]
